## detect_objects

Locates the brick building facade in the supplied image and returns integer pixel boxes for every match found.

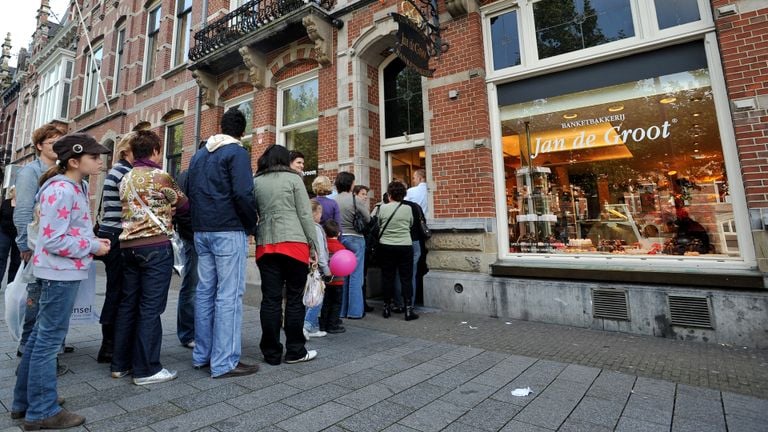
[2,0,768,347]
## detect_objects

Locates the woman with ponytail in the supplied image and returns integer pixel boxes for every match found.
[12,133,111,430]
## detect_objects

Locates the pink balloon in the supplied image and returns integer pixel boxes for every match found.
[329,249,357,277]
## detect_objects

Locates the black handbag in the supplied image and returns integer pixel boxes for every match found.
[352,194,370,235]
[367,202,402,266]
[415,205,431,240]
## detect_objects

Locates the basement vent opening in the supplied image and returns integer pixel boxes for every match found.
[667,295,713,329]
[591,288,630,321]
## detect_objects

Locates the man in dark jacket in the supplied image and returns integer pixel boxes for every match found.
[187,107,259,378]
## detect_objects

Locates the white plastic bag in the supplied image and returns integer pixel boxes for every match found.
[302,264,325,308]
[171,233,185,276]
[4,263,28,341]
[71,264,98,325]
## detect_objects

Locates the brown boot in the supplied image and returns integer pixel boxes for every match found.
[11,397,65,420]
[22,409,84,430]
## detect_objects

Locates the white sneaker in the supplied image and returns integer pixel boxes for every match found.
[111,370,131,378]
[303,328,310,341]
[285,350,318,364]
[306,330,327,338]
[132,368,177,386]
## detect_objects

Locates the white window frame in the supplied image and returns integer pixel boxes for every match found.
[485,22,757,273]
[276,71,319,148]
[171,0,193,68]
[229,0,248,10]
[224,92,255,146]
[112,26,126,95]
[482,0,713,81]
[81,44,103,113]
[143,3,162,83]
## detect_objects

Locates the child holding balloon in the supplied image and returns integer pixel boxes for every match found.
[304,200,331,338]
[322,219,350,334]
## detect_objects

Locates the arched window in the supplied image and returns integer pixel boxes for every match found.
[383,58,423,138]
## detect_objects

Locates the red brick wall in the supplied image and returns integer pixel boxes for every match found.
[713,1,768,208]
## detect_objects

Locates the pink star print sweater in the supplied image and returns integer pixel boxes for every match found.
[33,174,103,281]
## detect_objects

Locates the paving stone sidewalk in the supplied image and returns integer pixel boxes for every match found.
[0,269,766,431]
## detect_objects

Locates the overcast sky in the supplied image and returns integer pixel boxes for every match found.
[1,0,70,67]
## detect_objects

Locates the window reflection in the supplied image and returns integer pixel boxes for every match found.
[490,10,521,70]
[501,68,738,257]
[533,0,634,59]
[384,58,424,138]
[655,0,700,29]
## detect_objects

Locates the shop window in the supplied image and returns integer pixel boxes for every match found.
[490,10,521,70]
[113,27,125,95]
[384,58,423,138]
[165,121,184,179]
[225,95,254,152]
[173,0,193,67]
[499,45,738,259]
[83,45,103,112]
[654,0,701,30]
[144,4,162,82]
[533,0,634,60]
[279,76,318,191]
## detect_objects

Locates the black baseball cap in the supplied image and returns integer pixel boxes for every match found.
[53,133,111,161]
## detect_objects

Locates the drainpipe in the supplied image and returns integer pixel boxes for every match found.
[192,0,209,152]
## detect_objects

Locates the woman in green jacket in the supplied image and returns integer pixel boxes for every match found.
[253,145,319,365]
[378,181,419,321]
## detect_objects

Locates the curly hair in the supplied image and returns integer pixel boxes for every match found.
[32,124,65,154]
[312,176,333,196]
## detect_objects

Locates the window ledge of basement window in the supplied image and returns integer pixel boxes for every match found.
[160,63,189,80]
[133,79,156,94]
[72,107,98,122]
[490,261,763,289]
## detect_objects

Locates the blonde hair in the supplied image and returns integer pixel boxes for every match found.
[115,132,136,161]
[312,176,333,196]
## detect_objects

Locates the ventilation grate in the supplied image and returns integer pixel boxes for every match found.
[592,288,630,321]
[668,295,713,329]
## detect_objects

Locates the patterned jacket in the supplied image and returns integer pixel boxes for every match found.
[119,159,189,248]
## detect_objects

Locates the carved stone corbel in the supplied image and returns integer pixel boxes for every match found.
[238,46,266,90]
[302,15,332,67]
[446,0,480,18]
[191,70,217,107]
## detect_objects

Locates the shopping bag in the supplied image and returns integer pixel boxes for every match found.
[171,233,185,276]
[4,263,28,341]
[302,264,325,308]
[70,264,98,325]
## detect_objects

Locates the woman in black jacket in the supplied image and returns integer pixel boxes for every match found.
[0,185,21,285]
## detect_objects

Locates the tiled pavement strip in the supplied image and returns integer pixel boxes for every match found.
[0,267,765,431]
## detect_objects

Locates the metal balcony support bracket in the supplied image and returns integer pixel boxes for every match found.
[301,14,333,67]
[238,45,267,89]
[192,69,218,107]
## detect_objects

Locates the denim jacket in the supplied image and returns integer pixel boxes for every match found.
[13,159,50,253]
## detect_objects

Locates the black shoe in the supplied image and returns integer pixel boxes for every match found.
[63,346,75,354]
[391,306,405,314]
[364,304,374,313]
[405,306,419,321]
[326,325,346,334]
[17,350,22,358]
[97,342,113,364]
[213,362,259,379]
[382,304,391,319]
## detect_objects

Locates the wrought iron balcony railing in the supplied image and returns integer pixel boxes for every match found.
[189,0,334,62]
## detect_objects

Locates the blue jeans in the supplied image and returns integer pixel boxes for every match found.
[304,304,322,333]
[394,240,421,307]
[18,280,42,354]
[112,244,173,378]
[340,235,365,318]
[193,231,247,377]
[13,279,79,421]
[177,237,198,345]
[0,229,21,285]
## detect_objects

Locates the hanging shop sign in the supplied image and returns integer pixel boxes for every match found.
[389,0,444,77]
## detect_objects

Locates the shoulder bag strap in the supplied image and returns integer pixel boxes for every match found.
[126,172,171,237]
[377,202,403,241]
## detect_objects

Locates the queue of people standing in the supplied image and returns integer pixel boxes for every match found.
[6,109,429,430]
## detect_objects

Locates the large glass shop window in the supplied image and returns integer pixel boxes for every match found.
[500,59,738,258]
